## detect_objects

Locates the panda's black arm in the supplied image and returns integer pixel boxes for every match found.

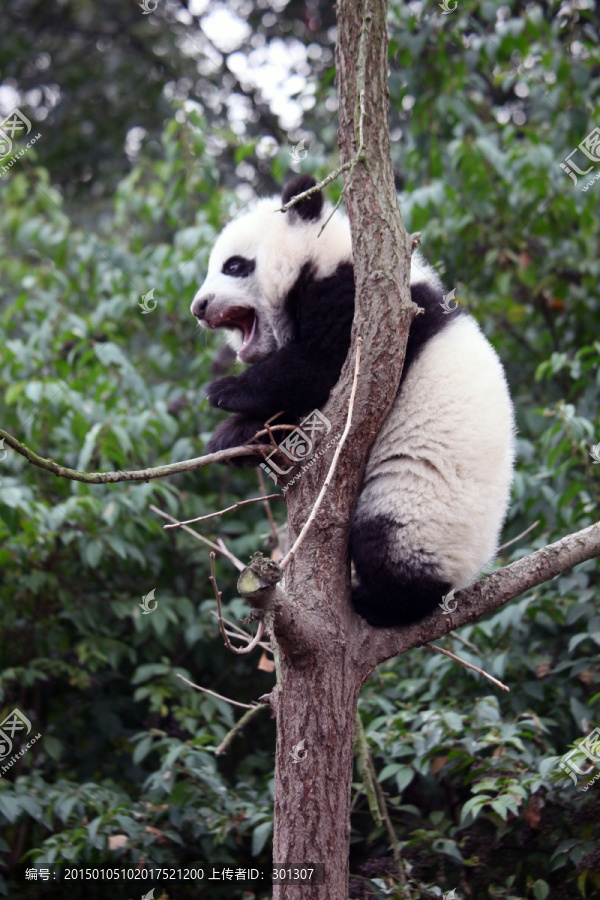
[206,343,347,420]
[207,262,355,421]
[208,263,354,422]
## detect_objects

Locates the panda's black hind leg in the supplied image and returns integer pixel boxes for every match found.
[350,515,451,627]
[207,415,268,468]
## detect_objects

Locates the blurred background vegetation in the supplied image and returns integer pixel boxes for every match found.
[0,1,599,898]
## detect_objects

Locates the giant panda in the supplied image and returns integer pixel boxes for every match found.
[191,174,515,628]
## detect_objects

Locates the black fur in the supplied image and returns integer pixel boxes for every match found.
[403,280,461,376]
[281,174,323,222]
[207,265,459,456]
[221,255,256,278]
[207,414,269,461]
[207,263,356,424]
[350,515,451,627]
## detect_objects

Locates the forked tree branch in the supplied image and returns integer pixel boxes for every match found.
[359,520,600,674]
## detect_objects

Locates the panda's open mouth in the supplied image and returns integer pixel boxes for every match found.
[209,306,257,349]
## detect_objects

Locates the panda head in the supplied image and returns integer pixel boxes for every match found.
[191,175,352,363]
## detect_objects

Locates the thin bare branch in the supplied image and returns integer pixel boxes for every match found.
[257,467,282,551]
[497,520,540,552]
[279,162,356,213]
[317,89,367,237]
[0,427,270,485]
[223,627,273,653]
[210,552,266,655]
[176,673,257,710]
[209,610,273,653]
[163,493,282,529]
[424,643,510,692]
[253,423,297,440]
[451,632,482,656]
[280,337,362,570]
[280,78,366,221]
[149,504,244,571]
[214,703,269,756]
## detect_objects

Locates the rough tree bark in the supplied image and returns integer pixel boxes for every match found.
[269,2,417,898]
[263,2,600,899]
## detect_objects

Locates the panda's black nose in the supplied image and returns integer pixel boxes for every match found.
[191,294,213,319]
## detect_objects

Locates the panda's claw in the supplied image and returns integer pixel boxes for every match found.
[207,375,248,412]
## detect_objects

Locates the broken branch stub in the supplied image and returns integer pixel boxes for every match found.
[237,551,284,609]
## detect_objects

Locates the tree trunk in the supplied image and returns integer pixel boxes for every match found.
[270,1,410,898]
[272,653,363,898]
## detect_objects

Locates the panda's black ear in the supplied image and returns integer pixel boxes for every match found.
[281,175,323,222]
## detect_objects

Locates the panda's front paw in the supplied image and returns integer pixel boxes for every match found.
[206,376,249,412]
[207,416,266,467]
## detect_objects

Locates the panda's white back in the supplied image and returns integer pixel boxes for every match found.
[354,313,515,591]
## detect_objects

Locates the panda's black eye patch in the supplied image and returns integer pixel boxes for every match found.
[222,256,255,278]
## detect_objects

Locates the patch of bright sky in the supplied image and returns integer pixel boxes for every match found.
[200,2,311,130]
[0,84,20,116]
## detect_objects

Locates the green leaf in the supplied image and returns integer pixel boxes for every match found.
[0,794,20,823]
[251,820,272,857]
[460,795,491,825]
[532,880,550,900]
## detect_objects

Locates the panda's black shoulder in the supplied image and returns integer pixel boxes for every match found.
[405,277,462,375]
[284,262,355,359]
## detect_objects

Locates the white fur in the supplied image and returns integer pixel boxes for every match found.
[192,196,441,362]
[354,315,515,587]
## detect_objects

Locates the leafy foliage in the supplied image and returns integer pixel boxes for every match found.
[0,1,599,899]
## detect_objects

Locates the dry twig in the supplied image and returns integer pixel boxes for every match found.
[162,493,282,529]
[497,520,540,552]
[209,610,273,654]
[424,643,510,692]
[215,704,268,756]
[150,504,244,571]
[280,337,363,570]
[176,673,257,710]
[209,552,266,655]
